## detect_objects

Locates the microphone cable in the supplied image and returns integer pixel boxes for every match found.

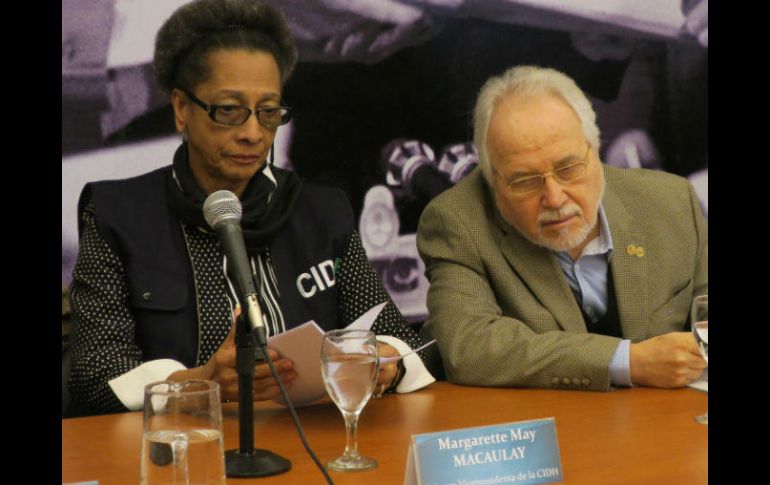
[260,343,335,485]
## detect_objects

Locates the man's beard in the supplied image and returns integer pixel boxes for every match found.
[530,203,596,252]
[528,172,605,253]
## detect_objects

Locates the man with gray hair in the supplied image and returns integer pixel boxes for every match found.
[417,65,707,391]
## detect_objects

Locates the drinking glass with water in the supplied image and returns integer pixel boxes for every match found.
[691,295,708,424]
[141,380,226,484]
[321,329,380,472]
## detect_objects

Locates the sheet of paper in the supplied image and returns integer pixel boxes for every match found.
[268,321,327,406]
[381,339,437,364]
[269,302,388,406]
[688,368,708,392]
[345,301,388,330]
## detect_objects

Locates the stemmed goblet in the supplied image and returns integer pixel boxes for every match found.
[321,329,379,471]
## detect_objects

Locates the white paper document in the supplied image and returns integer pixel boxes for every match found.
[269,302,388,406]
[344,302,387,330]
[688,368,708,393]
[268,320,327,406]
[381,339,437,364]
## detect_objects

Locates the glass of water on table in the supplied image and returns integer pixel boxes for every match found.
[321,329,380,471]
[141,380,226,484]
[691,294,708,424]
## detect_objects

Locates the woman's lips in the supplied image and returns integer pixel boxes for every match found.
[228,154,260,164]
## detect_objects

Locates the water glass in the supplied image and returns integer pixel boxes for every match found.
[141,380,226,484]
[321,329,379,472]
[691,295,708,424]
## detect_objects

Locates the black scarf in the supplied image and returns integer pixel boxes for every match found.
[167,143,303,251]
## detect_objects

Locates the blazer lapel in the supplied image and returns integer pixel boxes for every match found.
[492,209,586,333]
[603,182,648,342]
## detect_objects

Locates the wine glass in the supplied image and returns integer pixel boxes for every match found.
[691,294,708,424]
[320,329,379,472]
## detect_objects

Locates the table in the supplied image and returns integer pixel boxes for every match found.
[62,381,707,484]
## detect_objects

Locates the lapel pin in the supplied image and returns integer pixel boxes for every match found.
[626,244,645,258]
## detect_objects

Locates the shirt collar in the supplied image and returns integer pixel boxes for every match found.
[587,203,613,256]
[556,203,613,260]
[262,163,277,188]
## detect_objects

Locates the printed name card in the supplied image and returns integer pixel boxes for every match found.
[404,418,563,485]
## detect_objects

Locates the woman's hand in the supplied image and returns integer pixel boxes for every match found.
[374,342,401,397]
[170,307,297,402]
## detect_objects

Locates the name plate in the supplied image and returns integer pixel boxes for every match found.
[404,418,563,485]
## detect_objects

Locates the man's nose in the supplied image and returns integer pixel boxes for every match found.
[541,175,567,209]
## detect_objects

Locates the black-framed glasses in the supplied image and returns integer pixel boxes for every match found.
[500,144,591,196]
[182,90,292,129]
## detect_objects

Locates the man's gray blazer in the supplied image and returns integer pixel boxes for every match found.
[416,165,708,391]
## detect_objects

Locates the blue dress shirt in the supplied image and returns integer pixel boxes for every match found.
[553,205,632,387]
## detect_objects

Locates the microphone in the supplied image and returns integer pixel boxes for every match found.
[204,190,295,479]
[203,190,267,344]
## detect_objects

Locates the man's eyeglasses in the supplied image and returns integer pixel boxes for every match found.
[500,145,591,196]
[182,90,292,129]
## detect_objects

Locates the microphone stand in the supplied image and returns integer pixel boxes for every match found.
[225,311,291,477]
